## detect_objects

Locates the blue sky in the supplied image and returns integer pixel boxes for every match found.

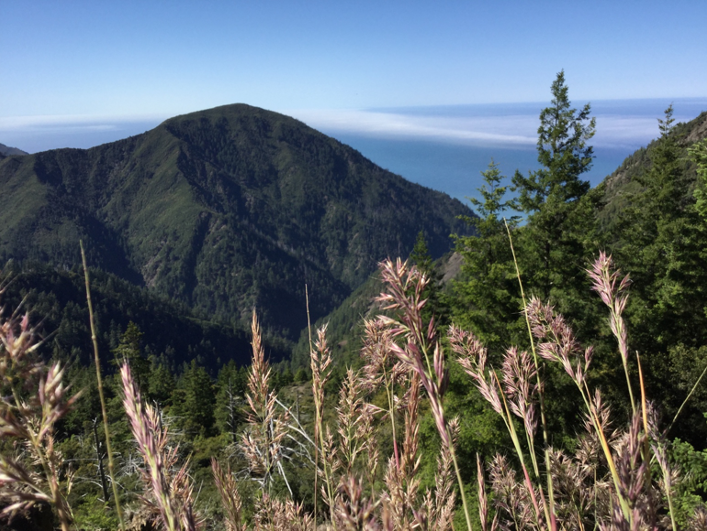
[1,1,706,156]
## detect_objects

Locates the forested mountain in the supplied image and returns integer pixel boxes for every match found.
[0,104,472,343]
[0,261,274,372]
[4,76,707,530]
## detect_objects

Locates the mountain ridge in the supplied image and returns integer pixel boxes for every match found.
[0,103,473,344]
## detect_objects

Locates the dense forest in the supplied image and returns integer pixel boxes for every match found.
[2,72,707,530]
[0,105,470,344]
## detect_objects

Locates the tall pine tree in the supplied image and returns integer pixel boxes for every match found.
[512,70,597,317]
[452,160,520,350]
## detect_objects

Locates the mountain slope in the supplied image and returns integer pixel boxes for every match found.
[0,104,473,342]
[0,142,28,157]
[0,261,269,372]
[595,110,707,229]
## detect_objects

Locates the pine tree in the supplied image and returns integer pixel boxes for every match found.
[512,70,597,311]
[175,360,216,436]
[215,360,246,441]
[112,322,151,394]
[452,160,520,350]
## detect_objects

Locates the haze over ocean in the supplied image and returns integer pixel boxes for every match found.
[2,98,706,206]
[295,98,707,203]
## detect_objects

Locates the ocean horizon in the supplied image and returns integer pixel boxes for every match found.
[2,98,706,207]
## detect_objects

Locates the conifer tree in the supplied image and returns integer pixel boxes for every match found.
[512,70,596,312]
[452,160,520,349]
[112,322,151,394]
[174,360,216,436]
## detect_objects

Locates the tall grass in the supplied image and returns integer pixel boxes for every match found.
[0,290,79,531]
[2,251,706,529]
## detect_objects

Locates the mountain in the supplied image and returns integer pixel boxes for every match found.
[0,142,28,158]
[595,110,707,229]
[0,261,268,372]
[0,104,473,344]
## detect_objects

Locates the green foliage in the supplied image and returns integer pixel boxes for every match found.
[512,70,597,310]
[689,138,707,219]
[215,360,248,441]
[172,360,217,437]
[452,160,521,350]
[0,104,472,344]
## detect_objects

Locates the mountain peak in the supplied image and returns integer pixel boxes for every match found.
[0,105,473,343]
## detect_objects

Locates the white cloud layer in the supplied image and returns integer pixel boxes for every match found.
[1,101,703,154]
[289,108,683,150]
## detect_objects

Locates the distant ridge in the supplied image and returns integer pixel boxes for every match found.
[0,103,473,345]
[0,142,28,157]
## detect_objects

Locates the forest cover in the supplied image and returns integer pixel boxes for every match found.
[2,71,707,529]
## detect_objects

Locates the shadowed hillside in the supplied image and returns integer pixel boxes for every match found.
[0,104,473,342]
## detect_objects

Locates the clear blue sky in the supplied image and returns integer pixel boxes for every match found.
[2,0,705,121]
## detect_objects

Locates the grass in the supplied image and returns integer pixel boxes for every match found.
[2,250,707,529]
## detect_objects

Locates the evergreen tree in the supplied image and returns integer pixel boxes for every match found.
[174,360,216,436]
[452,160,520,350]
[512,70,597,314]
[112,322,151,394]
[148,361,176,407]
[215,361,247,441]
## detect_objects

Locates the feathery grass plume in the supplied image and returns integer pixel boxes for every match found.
[488,454,538,531]
[211,458,245,531]
[545,447,597,529]
[586,252,635,413]
[526,297,633,524]
[451,325,546,527]
[476,454,497,531]
[121,362,197,531]
[310,323,337,524]
[415,417,458,531]
[376,258,473,530]
[382,371,421,530]
[241,310,291,494]
[335,368,376,478]
[361,317,405,469]
[0,300,79,531]
[253,493,313,531]
[334,475,382,531]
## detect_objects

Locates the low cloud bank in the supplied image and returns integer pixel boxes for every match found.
[291,99,706,151]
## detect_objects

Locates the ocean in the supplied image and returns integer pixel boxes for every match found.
[2,98,706,208]
[301,98,707,205]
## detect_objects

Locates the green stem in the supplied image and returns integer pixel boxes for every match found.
[505,219,555,528]
[81,241,125,530]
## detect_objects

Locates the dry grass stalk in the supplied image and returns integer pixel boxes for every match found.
[0,300,79,531]
[81,240,124,528]
[310,323,337,524]
[211,458,245,531]
[241,310,291,494]
[376,258,474,530]
[121,362,198,531]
